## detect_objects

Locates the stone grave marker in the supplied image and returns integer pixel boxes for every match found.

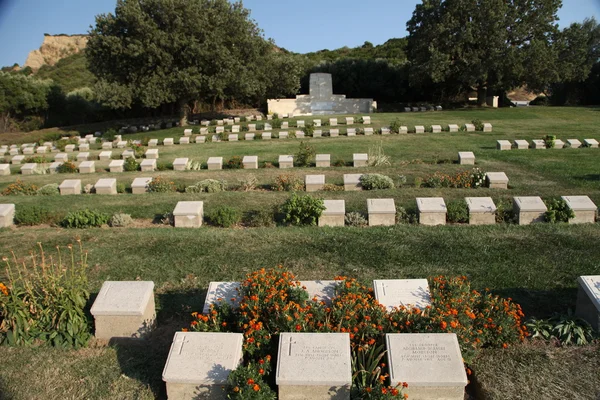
[381,127,390,135]
[305,175,325,192]
[98,151,112,161]
[79,143,90,152]
[347,128,356,136]
[297,120,305,128]
[318,200,345,227]
[353,153,368,167]
[48,162,62,174]
[514,140,529,150]
[362,116,371,124]
[20,163,36,175]
[232,125,240,133]
[195,135,206,143]
[59,179,82,195]
[567,139,582,148]
[448,124,459,132]
[345,117,354,125]
[496,140,512,151]
[36,146,48,154]
[329,118,338,126]
[207,157,223,170]
[575,276,600,331]
[316,154,330,168]
[140,159,157,172]
[561,196,597,224]
[404,107,412,112]
[262,132,272,140]
[486,172,509,189]
[243,156,258,169]
[313,129,322,138]
[301,280,339,303]
[279,131,289,139]
[417,197,447,226]
[281,121,289,129]
[116,141,127,148]
[483,123,493,132]
[513,196,547,225]
[432,125,442,133]
[22,147,34,155]
[373,279,432,311]
[11,155,24,165]
[329,128,339,137]
[245,133,255,141]
[9,148,19,156]
[145,149,159,159]
[554,139,565,149]
[464,123,475,132]
[343,174,362,191]
[121,150,135,159]
[203,282,241,314]
[109,160,125,173]
[584,139,599,148]
[173,201,204,228]
[102,141,114,150]
[296,131,305,138]
[313,119,322,127]
[415,125,425,134]
[458,152,475,165]
[364,128,374,135]
[132,177,152,194]
[55,153,69,162]
[279,155,294,169]
[0,164,10,176]
[466,197,496,225]
[77,152,90,161]
[248,124,256,132]
[183,129,193,137]
[173,158,189,171]
[228,134,239,142]
[531,139,546,149]
[179,137,190,145]
[368,198,396,226]
[164,138,174,146]
[95,178,117,195]
[264,123,272,131]
[0,204,15,227]
[215,126,225,134]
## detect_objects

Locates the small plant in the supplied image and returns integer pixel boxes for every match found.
[62,209,110,228]
[495,199,514,224]
[396,207,417,224]
[471,119,484,131]
[14,206,56,225]
[209,206,241,227]
[368,141,391,166]
[280,193,325,226]
[116,182,127,193]
[526,313,595,346]
[37,183,59,196]
[57,162,78,174]
[360,174,395,190]
[345,212,368,227]
[156,162,173,171]
[446,200,469,223]
[333,159,346,167]
[227,361,276,400]
[543,135,556,149]
[238,175,258,192]
[272,119,282,129]
[294,141,315,167]
[109,213,133,227]
[227,156,244,169]
[186,179,227,193]
[414,177,423,188]
[272,174,303,192]
[389,119,402,134]
[243,210,275,228]
[544,198,575,223]
[2,179,38,196]
[396,175,407,187]
[303,123,315,136]
[323,183,344,192]
[147,176,177,193]
[124,157,140,172]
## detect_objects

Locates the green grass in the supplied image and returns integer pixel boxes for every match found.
[0,107,599,399]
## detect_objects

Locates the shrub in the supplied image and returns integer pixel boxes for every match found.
[471,119,484,131]
[227,156,243,169]
[37,183,60,196]
[124,157,140,172]
[25,156,48,164]
[57,161,78,174]
[396,175,407,187]
[294,141,315,167]
[389,119,401,134]
[446,200,469,223]
[280,193,325,226]
[272,174,303,192]
[14,206,56,226]
[109,213,133,227]
[543,135,556,149]
[423,169,482,189]
[2,179,38,196]
[526,313,594,346]
[102,128,118,141]
[495,199,514,223]
[303,123,315,136]
[156,161,172,171]
[345,211,368,227]
[360,174,395,190]
[396,206,417,224]
[62,209,110,228]
[544,198,575,223]
[368,141,391,166]
[323,183,343,192]
[243,210,275,228]
[116,182,127,194]
[209,206,241,227]
[147,176,177,193]
[333,159,346,167]
[0,243,91,347]
[238,175,258,192]
[186,179,227,193]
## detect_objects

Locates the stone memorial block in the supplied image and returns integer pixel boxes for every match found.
[381,127,390,135]
[262,132,272,140]
[162,332,243,400]
[173,158,189,171]
[203,282,241,314]
[248,124,256,132]
[141,159,157,172]
[59,179,82,195]
[345,117,354,125]
[0,204,15,227]
[329,118,338,127]
[344,174,362,191]
[245,133,255,141]
[207,157,223,170]
[373,279,432,312]
[296,131,305,138]
[116,141,127,148]
[264,123,272,131]
[200,127,209,135]
[448,124,459,132]
[201,120,210,126]
[420,107,427,112]
[415,125,425,134]
[95,178,117,195]
[576,276,600,331]
[514,140,529,150]
[466,197,496,225]
[232,125,240,133]
[412,107,419,112]
[243,156,258,169]
[364,127,374,135]
[234,117,241,123]
[281,121,289,129]
[300,281,338,304]
[566,139,582,148]
[486,172,509,189]
[228,134,239,142]
[173,201,204,228]
[103,141,114,150]
[554,139,565,149]
[55,153,69,162]
[399,126,408,134]
[276,333,352,400]
[417,197,447,226]
[196,136,206,143]
[305,175,325,192]
[386,333,468,400]
[464,124,475,132]
[36,146,48,154]
[132,177,152,194]
[531,139,546,149]
[561,196,597,224]
[183,129,193,137]
[483,123,493,132]
[79,161,95,174]
[497,140,512,151]
[0,164,10,176]
[9,148,19,156]
[256,115,263,121]
[404,107,412,112]
[226,118,234,125]
[313,129,323,138]
[368,198,396,226]
[179,137,190,145]
[79,143,90,152]
[313,119,322,127]
[216,120,224,126]
[513,196,547,225]
[297,120,305,128]
[0,146,7,154]
[347,128,356,136]
[279,155,294,169]
[318,200,345,227]
[99,151,112,161]
[353,153,368,167]
[109,160,125,173]
[329,129,339,137]
[584,139,599,148]
[362,116,371,124]
[77,152,90,161]
[22,147,34,155]
[316,154,330,168]
[91,281,155,340]
[11,155,24,165]
[436,106,443,111]
[145,149,159,159]
[458,152,475,165]
[164,138,174,146]
[279,131,289,139]
[121,150,135,159]
[48,162,62,174]
[20,163,37,175]
[432,125,442,133]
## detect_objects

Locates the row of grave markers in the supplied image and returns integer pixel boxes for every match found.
[497,138,599,150]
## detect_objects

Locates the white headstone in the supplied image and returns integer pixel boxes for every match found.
[373,279,431,311]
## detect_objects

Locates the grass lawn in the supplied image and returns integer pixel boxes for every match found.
[0,106,599,399]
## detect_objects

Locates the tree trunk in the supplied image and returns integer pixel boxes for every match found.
[178,100,189,127]
[477,84,487,106]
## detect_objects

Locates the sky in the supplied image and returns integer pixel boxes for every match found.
[0,0,599,68]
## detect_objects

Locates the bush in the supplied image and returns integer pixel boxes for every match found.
[526,313,595,346]
[368,141,391,166]
[280,193,325,226]
[227,156,243,169]
[333,159,346,167]
[186,179,227,193]
[156,161,172,171]
[544,198,575,223]
[446,200,469,223]
[360,174,395,190]
[57,161,78,174]
[102,128,118,141]
[209,206,241,227]
[25,156,49,164]
[303,123,315,136]
[345,212,367,227]
[2,179,38,196]
[238,175,257,192]
[396,206,417,224]
[389,119,401,134]
[124,157,140,172]
[495,199,514,224]
[543,135,556,149]
[109,213,133,227]
[294,141,315,167]
[243,210,275,227]
[0,243,91,347]
[14,206,56,226]
[62,209,110,228]
[423,169,483,189]
[471,119,484,131]
[147,176,177,193]
[272,174,303,192]
[37,183,60,196]
[116,182,127,194]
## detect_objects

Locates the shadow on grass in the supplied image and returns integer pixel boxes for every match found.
[575,174,600,182]
[491,287,578,318]
[0,377,14,400]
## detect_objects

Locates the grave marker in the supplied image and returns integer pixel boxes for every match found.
[513,196,547,225]
[575,276,600,331]
[373,279,432,311]
[0,204,15,227]
[466,197,496,225]
[417,197,447,226]
[173,201,204,228]
[318,200,345,227]
[95,178,117,195]
[561,196,597,224]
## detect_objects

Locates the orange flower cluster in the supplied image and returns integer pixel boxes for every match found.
[0,282,8,296]
[422,170,476,189]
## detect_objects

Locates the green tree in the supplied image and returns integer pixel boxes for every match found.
[87,0,273,125]
[407,0,562,104]
[0,72,52,132]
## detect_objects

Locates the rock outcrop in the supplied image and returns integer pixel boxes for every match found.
[25,34,88,71]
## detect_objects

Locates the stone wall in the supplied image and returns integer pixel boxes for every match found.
[268,97,377,116]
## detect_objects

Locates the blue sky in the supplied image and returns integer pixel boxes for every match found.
[0,0,599,67]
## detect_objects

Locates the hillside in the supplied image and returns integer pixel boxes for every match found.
[35,52,96,93]
[24,34,88,71]
[303,38,408,62]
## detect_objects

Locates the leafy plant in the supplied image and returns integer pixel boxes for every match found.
[543,134,556,149]
[302,123,315,136]
[116,182,127,193]
[280,194,325,226]
[186,179,227,193]
[2,179,38,196]
[272,174,303,192]
[227,361,276,400]
[109,213,133,227]
[345,212,368,227]
[294,141,315,167]
[57,161,78,174]
[37,183,60,196]
[396,206,417,224]
[471,119,484,131]
[360,174,395,190]
[368,141,391,166]
[238,175,258,192]
[14,206,57,226]
[147,176,177,193]
[209,206,241,227]
[544,198,575,223]
[226,156,244,169]
[526,313,595,346]
[389,119,402,134]
[446,200,469,223]
[62,209,110,228]
[243,210,275,228]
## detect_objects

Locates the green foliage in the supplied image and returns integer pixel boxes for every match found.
[543,135,556,148]
[389,119,402,134]
[495,199,515,224]
[14,206,57,226]
[345,212,367,227]
[147,176,177,193]
[123,157,140,172]
[109,213,134,227]
[37,183,60,196]
[396,206,417,224]
[368,141,391,166]
[359,174,395,190]
[280,194,325,226]
[57,161,78,173]
[185,179,227,193]
[62,210,110,228]
[243,210,275,228]
[0,243,91,347]
[471,119,484,131]
[302,123,315,136]
[36,53,97,93]
[2,179,38,196]
[271,174,303,192]
[544,198,575,223]
[0,71,52,132]
[294,141,315,167]
[209,206,241,227]
[227,156,243,169]
[446,200,469,223]
[226,361,276,400]
[116,182,127,194]
[526,313,595,346]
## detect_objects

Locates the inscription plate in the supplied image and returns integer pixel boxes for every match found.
[374,279,431,311]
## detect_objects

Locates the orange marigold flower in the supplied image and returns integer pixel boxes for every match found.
[233,386,240,392]
[247,378,254,385]
[440,321,447,330]
[450,321,458,329]
[259,368,264,375]
[253,384,260,392]
[502,343,508,349]
[404,394,409,399]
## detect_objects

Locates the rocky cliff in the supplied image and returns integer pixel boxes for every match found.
[25,34,88,71]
